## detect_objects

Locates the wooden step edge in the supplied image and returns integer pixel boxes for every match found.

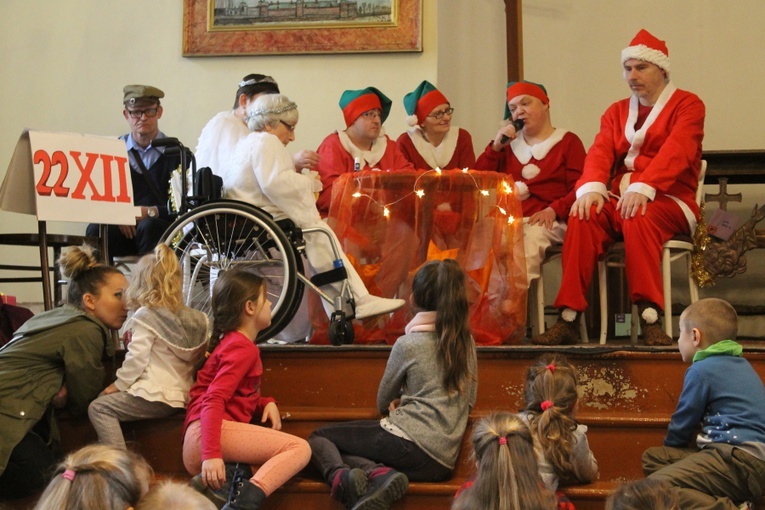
[279,407,671,428]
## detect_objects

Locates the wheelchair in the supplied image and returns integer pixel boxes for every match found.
[155,138,355,345]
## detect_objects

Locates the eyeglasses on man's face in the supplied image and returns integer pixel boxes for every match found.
[361,110,382,120]
[428,107,455,120]
[127,108,159,119]
[279,120,296,132]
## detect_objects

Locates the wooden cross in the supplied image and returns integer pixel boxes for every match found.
[704,177,742,211]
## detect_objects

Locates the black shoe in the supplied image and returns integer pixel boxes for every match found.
[190,463,253,509]
[222,465,266,510]
[637,302,672,346]
[351,469,408,510]
[531,314,580,345]
[331,468,369,509]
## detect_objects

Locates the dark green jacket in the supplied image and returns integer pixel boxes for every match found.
[0,305,111,475]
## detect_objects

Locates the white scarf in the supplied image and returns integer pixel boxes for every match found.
[623,81,677,171]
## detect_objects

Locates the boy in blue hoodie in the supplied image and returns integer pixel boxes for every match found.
[642,298,765,509]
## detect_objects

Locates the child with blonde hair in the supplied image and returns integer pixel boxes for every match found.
[519,354,598,493]
[88,244,209,449]
[183,268,311,510]
[452,412,556,510]
[33,444,152,510]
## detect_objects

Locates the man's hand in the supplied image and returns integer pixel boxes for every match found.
[570,192,605,220]
[261,402,282,430]
[491,124,519,152]
[616,191,649,218]
[118,224,137,239]
[201,458,226,490]
[293,150,320,171]
[528,207,556,230]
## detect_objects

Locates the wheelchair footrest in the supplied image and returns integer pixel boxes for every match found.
[311,266,348,288]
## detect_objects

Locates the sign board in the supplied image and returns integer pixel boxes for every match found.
[0,129,139,224]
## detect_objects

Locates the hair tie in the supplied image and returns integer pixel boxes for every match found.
[498,436,507,446]
[545,363,555,373]
[540,400,554,411]
[62,469,76,482]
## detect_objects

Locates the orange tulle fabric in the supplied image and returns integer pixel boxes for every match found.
[309,168,527,345]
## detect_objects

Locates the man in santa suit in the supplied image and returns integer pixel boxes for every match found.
[532,29,705,346]
[316,87,413,217]
[475,80,585,287]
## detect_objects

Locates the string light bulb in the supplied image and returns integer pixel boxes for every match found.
[502,181,513,194]
[415,189,425,198]
[383,206,390,218]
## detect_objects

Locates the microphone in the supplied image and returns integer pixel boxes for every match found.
[500,118,525,144]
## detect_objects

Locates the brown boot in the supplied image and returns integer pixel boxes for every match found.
[637,302,672,346]
[531,312,580,345]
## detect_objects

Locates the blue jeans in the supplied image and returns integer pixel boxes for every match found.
[308,419,452,484]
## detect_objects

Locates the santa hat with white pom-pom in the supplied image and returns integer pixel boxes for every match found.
[403,80,450,128]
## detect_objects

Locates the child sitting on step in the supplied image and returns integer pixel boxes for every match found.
[452,412,557,510]
[642,298,765,509]
[183,268,311,510]
[308,259,478,510]
[88,244,209,449]
[519,354,599,497]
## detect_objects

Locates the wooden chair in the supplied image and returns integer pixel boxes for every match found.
[596,160,707,344]
[0,222,104,310]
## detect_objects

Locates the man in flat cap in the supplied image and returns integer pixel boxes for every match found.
[87,84,182,258]
[532,29,705,347]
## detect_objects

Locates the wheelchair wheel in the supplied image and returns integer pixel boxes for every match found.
[161,200,304,343]
[328,313,354,346]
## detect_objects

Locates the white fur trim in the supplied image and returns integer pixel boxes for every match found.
[406,114,419,128]
[624,82,677,170]
[521,163,541,180]
[515,181,530,201]
[621,45,671,73]
[509,128,568,164]
[576,181,609,199]
[337,129,388,168]
[406,126,459,169]
[641,307,659,324]
[561,308,578,323]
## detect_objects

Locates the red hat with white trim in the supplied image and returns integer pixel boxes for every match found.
[621,29,671,74]
[339,87,392,127]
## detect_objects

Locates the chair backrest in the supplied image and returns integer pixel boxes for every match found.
[695,159,707,206]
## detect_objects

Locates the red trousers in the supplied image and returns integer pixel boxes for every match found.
[554,196,690,312]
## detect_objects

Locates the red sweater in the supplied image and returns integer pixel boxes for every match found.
[184,331,275,461]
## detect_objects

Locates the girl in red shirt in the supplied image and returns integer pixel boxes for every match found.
[183,269,310,510]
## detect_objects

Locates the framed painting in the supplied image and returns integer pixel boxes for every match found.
[183,0,423,56]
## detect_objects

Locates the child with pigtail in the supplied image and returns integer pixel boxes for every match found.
[452,412,556,510]
[519,354,599,492]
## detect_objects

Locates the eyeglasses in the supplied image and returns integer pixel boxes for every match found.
[279,120,296,132]
[361,110,382,120]
[428,107,455,120]
[127,108,159,119]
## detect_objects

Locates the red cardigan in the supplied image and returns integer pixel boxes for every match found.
[184,331,275,461]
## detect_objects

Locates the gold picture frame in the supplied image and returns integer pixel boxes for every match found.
[183,0,423,56]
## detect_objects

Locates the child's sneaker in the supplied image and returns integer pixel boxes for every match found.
[331,467,368,509]
[351,467,408,510]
